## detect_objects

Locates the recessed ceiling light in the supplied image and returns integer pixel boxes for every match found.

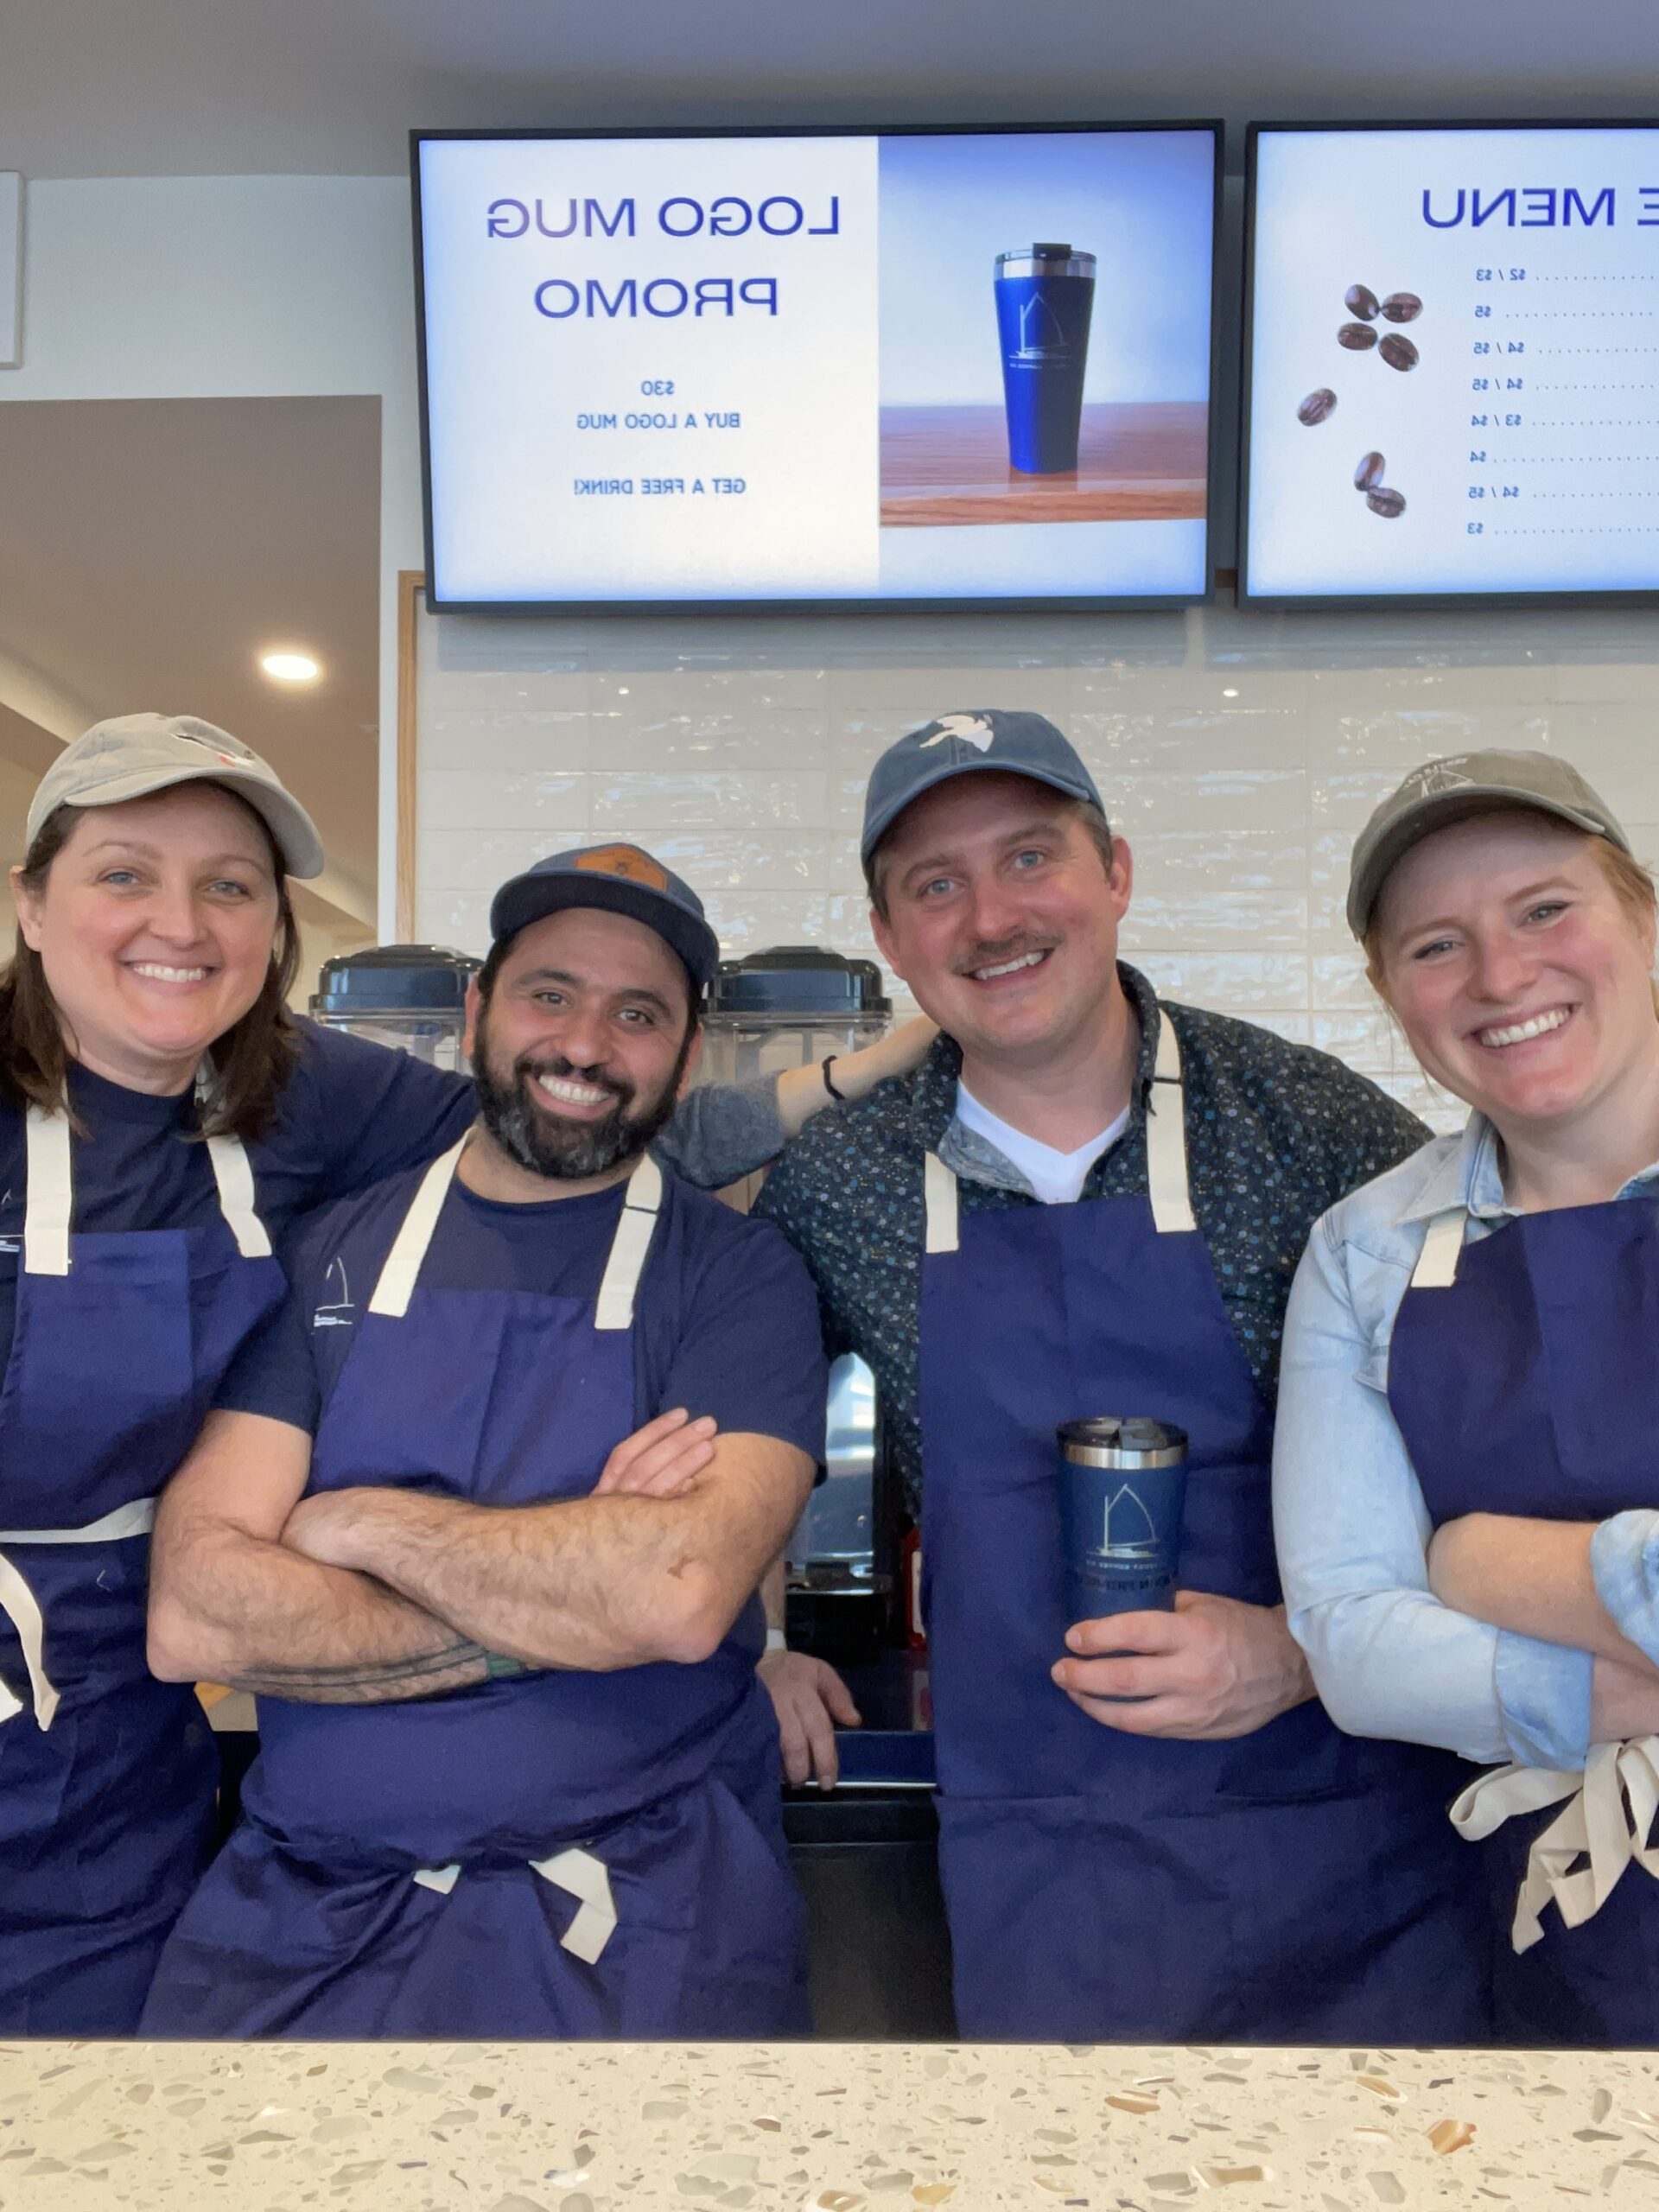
[259,650,321,684]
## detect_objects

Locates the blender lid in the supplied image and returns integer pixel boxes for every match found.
[708,945,891,1020]
[311,944,480,1015]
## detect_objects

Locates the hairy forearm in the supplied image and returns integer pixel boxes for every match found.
[1430,1514,1657,1669]
[290,1440,812,1672]
[149,1522,491,1703]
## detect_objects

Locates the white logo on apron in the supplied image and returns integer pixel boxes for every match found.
[312,1255,355,1330]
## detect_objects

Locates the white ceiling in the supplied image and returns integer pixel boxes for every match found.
[2,0,1655,181]
[0,397,381,904]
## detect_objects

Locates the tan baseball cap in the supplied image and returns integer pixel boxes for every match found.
[27,713,325,880]
[1347,748,1630,938]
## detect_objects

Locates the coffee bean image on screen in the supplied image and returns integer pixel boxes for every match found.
[1381,293,1423,324]
[1344,284,1380,321]
[1297,388,1338,426]
[1378,334,1420,372]
[1338,322,1378,352]
[1354,452,1386,492]
[1367,487,1407,518]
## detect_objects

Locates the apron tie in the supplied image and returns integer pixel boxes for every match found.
[412,1845,618,1964]
[1450,1736,1659,1951]
[0,1498,159,1732]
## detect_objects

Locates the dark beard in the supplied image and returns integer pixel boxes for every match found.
[472,1004,693,1182]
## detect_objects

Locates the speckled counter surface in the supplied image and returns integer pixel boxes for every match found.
[2,2039,1656,2209]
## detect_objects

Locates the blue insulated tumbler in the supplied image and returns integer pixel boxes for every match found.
[1057,1416,1187,1627]
[995,244,1096,474]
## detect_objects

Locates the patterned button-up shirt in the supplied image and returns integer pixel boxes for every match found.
[753,963,1427,1510]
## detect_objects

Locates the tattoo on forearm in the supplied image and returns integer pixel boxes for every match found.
[230,1637,493,1704]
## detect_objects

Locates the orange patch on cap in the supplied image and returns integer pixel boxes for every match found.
[573,843,670,891]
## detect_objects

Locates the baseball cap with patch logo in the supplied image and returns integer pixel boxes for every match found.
[28,712,324,878]
[488,842,721,990]
[861,709,1106,864]
[1346,748,1632,938]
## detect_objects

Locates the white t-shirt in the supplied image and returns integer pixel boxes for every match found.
[954,1082,1131,1205]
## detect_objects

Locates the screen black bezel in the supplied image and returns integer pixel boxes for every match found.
[1238,118,1659,611]
[410,119,1224,616]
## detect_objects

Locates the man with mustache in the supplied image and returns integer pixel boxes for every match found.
[753,711,1496,2044]
[141,845,825,2037]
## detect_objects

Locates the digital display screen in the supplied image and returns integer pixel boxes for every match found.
[1243,124,1659,603]
[413,126,1218,609]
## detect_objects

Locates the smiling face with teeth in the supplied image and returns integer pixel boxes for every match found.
[870,772,1133,1093]
[1372,810,1659,1141]
[10,785,284,1095]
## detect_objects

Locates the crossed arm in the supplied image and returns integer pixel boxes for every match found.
[1428,1515,1659,1744]
[148,1407,814,1702]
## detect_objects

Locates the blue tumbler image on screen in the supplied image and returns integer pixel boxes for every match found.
[995,244,1097,474]
[1057,1416,1187,1626]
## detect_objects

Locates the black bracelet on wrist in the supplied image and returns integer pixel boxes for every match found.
[821,1054,846,1103]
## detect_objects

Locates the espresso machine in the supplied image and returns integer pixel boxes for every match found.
[701,947,896,1663]
[309,944,480,1071]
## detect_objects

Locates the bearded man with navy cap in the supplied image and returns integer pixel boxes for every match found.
[141,843,824,2039]
[755,710,1497,2044]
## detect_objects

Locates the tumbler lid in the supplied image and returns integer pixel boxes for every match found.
[1058,1416,1187,1468]
[996,245,1096,280]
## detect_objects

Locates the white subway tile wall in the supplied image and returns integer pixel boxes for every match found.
[416,596,1659,1134]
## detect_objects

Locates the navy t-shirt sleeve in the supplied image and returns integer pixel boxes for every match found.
[294,1021,474,1207]
[653,1215,827,1464]
[211,1289,321,1433]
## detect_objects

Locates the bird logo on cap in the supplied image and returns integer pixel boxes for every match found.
[920,714,995,753]
[574,843,671,891]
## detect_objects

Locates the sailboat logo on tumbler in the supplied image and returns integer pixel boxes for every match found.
[1100,1484,1161,1563]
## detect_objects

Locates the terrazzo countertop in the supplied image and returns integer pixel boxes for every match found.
[1,2037,1656,2209]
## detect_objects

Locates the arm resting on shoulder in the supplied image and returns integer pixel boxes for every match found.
[147,1409,492,1702]
[1273,1223,1592,1770]
[283,1432,816,1673]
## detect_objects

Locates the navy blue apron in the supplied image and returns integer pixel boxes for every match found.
[0,1095,283,2033]
[143,1140,809,2040]
[919,1014,1491,2043]
[1389,1186,1659,2044]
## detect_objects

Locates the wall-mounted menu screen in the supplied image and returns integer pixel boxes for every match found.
[1243,124,1659,604]
[414,125,1219,610]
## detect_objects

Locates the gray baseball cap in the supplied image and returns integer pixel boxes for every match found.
[27,713,324,880]
[489,842,721,991]
[1347,748,1631,938]
[861,709,1106,864]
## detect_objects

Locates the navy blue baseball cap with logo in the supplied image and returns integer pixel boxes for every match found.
[861,709,1107,864]
[489,842,721,991]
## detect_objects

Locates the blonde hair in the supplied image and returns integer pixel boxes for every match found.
[1361,813,1659,1016]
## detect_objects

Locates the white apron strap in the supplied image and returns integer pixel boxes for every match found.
[1147,1012,1197,1237]
[194,1065,272,1260]
[22,1107,72,1278]
[412,1844,619,1964]
[366,1137,469,1319]
[0,1498,159,1733]
[594,1155,664,1332]
[1451,1738,1659,1952]
[924,1152,960,1255]
[1411,1210,1467,1291]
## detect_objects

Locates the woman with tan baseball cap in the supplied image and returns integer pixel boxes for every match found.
[1275,748,1659,2044]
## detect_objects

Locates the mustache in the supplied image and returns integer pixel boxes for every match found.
[952,933,1060,977]
[514,1052,632,1109]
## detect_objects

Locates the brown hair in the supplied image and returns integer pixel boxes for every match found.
[1361,811,1659,1012]
[0,790,303,1141]
[864,791,1116,921]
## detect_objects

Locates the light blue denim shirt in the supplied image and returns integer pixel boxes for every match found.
[1274,1111,1659,1775]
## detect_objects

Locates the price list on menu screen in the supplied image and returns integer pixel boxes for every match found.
[1245,126,1659,600]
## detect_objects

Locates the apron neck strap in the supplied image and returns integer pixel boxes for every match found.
[594,1154,664,1332]
[364,1141,664,1329]
[22,1065,270,1277]
[921,1007,1197,1255]
[366,1135,470,1319]
[1147,1010,1197,1236]
[1410,1208,1468,1290]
